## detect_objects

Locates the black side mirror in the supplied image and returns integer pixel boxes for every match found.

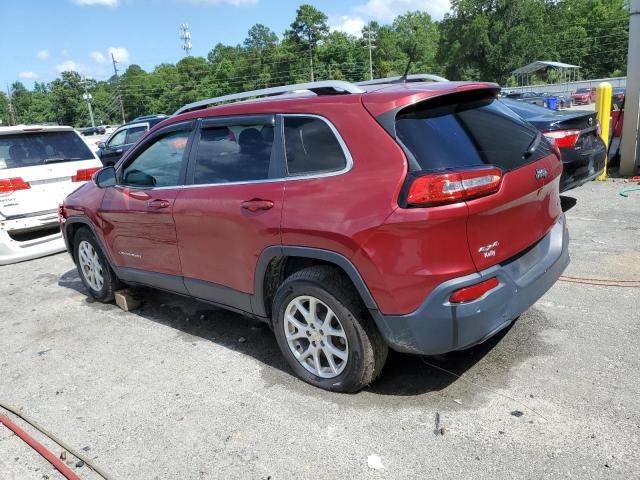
[95,166,116,188]
[97,141,105,150]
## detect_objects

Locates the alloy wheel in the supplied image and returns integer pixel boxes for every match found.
[283,295,349,379]
[78,240,104,291]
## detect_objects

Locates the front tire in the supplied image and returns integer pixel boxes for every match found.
[73,228,119,302]
[272,266,388,393]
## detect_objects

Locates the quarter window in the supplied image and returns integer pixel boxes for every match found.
[121,130,190,187]
[193,124,274,184]
[283,117,347,175]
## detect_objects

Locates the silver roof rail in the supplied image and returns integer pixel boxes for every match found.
[174,80,365,115]
[356,73,449,86]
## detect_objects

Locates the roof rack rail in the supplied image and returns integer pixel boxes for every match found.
[356,73,449,86]
[174,80,365,115]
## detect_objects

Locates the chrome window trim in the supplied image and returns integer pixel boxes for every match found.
[281,113,353,178]
[170,113,353,190]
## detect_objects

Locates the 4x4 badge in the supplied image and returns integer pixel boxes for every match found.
[535,168,548,180]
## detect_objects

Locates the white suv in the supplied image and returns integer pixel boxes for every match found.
[0,125,102,265]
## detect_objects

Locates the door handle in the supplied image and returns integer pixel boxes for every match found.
[148,199,171,209]
[241,199,274,212]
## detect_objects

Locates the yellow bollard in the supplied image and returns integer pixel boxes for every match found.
[595,82,612,180]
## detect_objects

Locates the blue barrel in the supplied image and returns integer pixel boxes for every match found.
[547,96,558,110]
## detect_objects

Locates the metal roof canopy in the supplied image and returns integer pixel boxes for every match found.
[512,61,581,75]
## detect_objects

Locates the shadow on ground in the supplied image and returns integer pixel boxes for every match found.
[560,195,577,212]
[59,268,526,398]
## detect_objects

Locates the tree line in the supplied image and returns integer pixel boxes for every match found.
[0,0,629,128]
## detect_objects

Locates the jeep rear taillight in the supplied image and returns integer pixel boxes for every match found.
[407,168,502,206]
[72,167,100,182]
[0,177,31,194]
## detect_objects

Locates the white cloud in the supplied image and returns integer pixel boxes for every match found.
[90,51,107,64]
[19,71,39,80]
[36,49,50,60]
[73,0,118,6]
[108,47,129,64]
[330,16,366,37]
[56,60,82,73]
[354,0,451,21]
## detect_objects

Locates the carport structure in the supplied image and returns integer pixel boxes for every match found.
[512,60,581,88]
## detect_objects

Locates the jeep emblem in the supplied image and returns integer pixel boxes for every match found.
[535,168,548,180]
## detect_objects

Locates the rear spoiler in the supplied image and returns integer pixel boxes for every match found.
[366,82,501,138]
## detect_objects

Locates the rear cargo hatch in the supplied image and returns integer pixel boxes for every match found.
[0,129,100,219]
[388,89,563,271]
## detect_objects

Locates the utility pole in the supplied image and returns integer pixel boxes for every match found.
[6,84,16,126]
[367,22,375,81]
[111,53,126,124]
[620,0,640,176]
[81,79,95,128]
[308,38,314,82]
[180,24,192,57]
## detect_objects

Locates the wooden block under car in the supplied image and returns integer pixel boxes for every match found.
[114,289,142,312]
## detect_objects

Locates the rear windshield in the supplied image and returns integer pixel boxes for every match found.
[576,88,590,93]
[395,93,553,172]
[0,131,94,170]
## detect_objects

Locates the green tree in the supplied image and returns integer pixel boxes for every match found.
[286,4,329,81]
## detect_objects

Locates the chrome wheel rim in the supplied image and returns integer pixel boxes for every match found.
[283,295,349,379]
[78,240,104,291]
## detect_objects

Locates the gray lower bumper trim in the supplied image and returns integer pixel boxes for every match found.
[373,214,570,355]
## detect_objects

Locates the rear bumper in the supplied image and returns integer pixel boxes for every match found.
[373,214,569,355]
[0,213,65,265]
[560,142,606,192]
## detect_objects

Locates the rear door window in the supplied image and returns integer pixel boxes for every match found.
[283,116,347,175]
[193,123,274,184]
[395,93,553,173]
[0,131,95,170]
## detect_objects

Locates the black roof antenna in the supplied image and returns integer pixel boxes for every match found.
[394,44,418,84]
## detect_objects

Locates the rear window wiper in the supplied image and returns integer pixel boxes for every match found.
[44,157,84,164]
[523,131,542,159]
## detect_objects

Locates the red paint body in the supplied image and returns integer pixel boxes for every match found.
[62,81,563,316]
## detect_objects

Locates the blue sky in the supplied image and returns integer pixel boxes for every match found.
[1,0,451,89]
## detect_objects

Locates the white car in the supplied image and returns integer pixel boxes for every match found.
[0,125,102,265]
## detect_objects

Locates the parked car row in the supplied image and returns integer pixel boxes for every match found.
[7,76,612,392]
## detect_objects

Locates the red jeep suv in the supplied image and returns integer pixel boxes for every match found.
[59,78,569,392]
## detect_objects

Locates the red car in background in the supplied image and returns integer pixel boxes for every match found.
[571,87,596,105]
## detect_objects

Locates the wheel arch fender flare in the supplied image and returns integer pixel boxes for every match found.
[63,217,117,272]
[251,245,379,317]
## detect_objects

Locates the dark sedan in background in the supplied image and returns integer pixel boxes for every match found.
[502,99,605,192]
[96,114,168,166]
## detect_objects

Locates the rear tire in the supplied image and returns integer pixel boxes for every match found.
[73,228,119,302]
[272,266,388,393]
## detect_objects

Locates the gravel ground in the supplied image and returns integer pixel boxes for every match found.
[0,180,639,480]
